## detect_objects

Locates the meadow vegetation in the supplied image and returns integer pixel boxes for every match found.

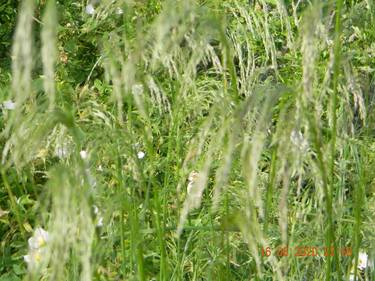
[0,0,374,280]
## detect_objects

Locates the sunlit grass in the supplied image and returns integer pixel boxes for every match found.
[0,0,374,280]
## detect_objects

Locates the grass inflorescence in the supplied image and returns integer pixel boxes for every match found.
[0,0,374,280]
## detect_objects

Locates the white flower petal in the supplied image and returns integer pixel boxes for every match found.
[28,227,49,250]
[35,227,49,241]
[3,100,16,110]
[24,255,31,264]
[24,249,45,270]
[85,4,95,15]
[80,150,88,159]
[116,7,123,15]
[358,251,368,270]
[28,237,37,250]
[137,151,145,159]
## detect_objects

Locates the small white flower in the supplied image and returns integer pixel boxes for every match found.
[24,227,49,271]
[137,151,145,159]
[116,7,124,15]
[350,251,369,280]
[3,100,16,110]
[85,4,95,15]
[28,227,49,250]
[97,165,103,172]
[24,249,44,269]
[80,150,88,160]
[23,254,31,263]
[358,251,368,270]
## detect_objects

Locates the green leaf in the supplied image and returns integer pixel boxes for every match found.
[0,273,21,281]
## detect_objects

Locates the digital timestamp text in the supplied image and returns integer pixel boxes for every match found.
[260,246,352,257]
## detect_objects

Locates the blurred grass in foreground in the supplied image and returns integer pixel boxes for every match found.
[0,0,375,280]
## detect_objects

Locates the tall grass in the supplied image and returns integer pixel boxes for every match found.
[0,0,374,280]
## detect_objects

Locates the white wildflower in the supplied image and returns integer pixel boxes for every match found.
[116,7,123,15]
[24,249,43,269]
[350,251,369,280]
[24,227,49,271]
[3,100,16,110]
[80,150,88,160]
[28,227,49,250]
[137,151,145,159]
[85,4,95,15]
[358,251,368,271]
[23,254,32,263]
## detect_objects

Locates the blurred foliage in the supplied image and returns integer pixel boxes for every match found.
[0,0,19,67]
[0,0,374,280]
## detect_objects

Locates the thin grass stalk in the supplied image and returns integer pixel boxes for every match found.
[41,0,57,111]
[116,151,127,278]
[120,209,127,277]
[330,0,344,278]
[218,19,239,103]
[1,169,25,239]
[224,191,230,279]
[10,0,34,112]
[129,198,146,281]
[303,99,333,279]
[154,190,167,280]
[352,144,365,281]
[264,147,277,235]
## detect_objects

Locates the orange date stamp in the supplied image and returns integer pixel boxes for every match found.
[260,246,352,257]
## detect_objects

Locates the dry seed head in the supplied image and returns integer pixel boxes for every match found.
[187,170,199,195]
[11,0,34,107]
[177,160,211,237]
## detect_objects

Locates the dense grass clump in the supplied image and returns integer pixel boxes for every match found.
[0,0,374,280]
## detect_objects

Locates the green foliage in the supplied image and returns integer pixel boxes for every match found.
[1,0,374,280]
[0,0,19,67]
